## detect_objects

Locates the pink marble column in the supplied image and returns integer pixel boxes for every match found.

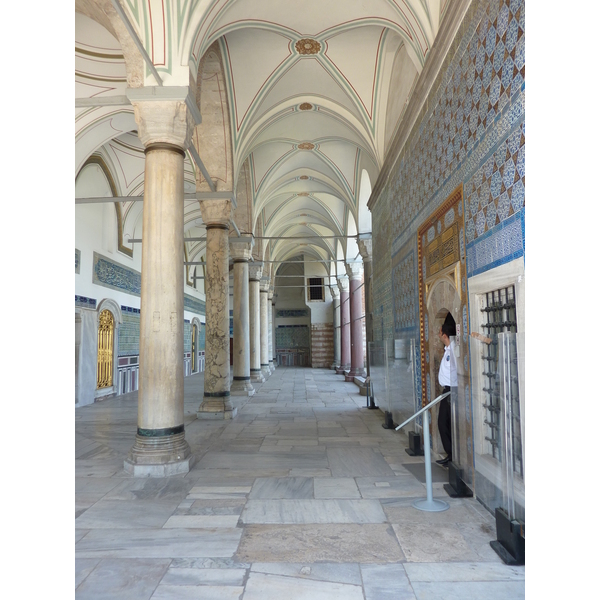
[346,262,365,378]
[358,238,373,377]
[330,285,340,369]
[337,275,350,373]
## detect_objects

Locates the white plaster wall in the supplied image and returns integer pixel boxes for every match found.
[75,308,98,407]
[76,164,142,308]
[384,44,419,155]
[304,260,333,324]
[75,164,207,310]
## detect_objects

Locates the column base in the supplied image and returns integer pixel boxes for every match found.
[250,369,266,383]
[269,360,275,373]
[197,395,238,419]
[261,365,271,379]
[336,365,350,375]
[231,378,255,396]
[124,432,194,477]
[346,368,365,380]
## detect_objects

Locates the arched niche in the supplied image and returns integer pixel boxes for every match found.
[95,298,123,400]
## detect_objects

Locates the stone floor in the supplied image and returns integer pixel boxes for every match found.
[75,367,525,599]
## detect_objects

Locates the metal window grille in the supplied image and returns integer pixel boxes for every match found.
[308,277,324,300]
[481,285,523,477]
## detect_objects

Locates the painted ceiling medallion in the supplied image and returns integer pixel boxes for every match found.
[299,175,309,180]
[297,192,309,196]
[298,142,315,150]
[296,38,321,55]
[299,102,313,110]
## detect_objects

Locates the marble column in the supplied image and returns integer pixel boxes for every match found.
[337,275,351,373]
[271,293,278,369]
[330,285,341,369]
[197,197,236,419]
[358,238,373,377]
[268,287,275,372]
[260,278,271,379]
[230,237,255,396]
[346,262,365,378]
[124,96,194,477]
[249,263,265,383]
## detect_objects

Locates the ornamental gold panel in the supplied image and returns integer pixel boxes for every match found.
[97,309,114,389]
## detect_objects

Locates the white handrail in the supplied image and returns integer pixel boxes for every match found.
[395,391,450,431]
[395,390,452,512]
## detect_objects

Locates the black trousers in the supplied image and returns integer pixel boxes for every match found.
[438,385,452,460]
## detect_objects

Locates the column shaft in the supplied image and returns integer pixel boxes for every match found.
[260,281,271,378]
[249,265,265,383]
[230,260,254,395]
[125,144,192,476]
[268,291,275,372]
[332,293,341,369]
[349,276,365,376]
[197,196,236,419]
[339,288,350,371]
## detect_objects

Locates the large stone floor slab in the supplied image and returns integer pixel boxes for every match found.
[241,498,387,524]
[236,524,405,563]
[242,571,364,600]
[75,528,243,559]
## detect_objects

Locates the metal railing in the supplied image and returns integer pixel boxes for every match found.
[395,391,451,512]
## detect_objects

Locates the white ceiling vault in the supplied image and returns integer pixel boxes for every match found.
[75,0,449,281]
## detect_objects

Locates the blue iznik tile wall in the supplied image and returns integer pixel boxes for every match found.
[388,0,524,256]
[371,0,524,435]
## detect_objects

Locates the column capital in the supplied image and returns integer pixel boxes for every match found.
[199,197,233,228]
[229,236,254,262]
[248,263,263,281]
[358,238,373,262]
[337,275,350,293]
[260,278,271,293]
[128,86,198,150]
[346,262,364,281]
[330,285,340,299]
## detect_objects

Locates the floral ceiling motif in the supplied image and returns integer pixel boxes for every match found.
[298,142,315,150]
[295,38,321,55]
[299,102,313,110]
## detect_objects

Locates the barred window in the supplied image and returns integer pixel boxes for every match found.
[308,277,324,301]
[481,285,523,477]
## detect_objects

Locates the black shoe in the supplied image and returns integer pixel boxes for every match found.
[436,457,450,465]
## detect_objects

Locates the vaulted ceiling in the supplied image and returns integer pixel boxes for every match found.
[76,0,448,280]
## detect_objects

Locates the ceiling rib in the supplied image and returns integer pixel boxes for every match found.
[110,0,163,86]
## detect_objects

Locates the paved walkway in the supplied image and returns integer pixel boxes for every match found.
[75,367,524,599]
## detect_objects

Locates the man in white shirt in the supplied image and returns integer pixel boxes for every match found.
[436,322,457,466]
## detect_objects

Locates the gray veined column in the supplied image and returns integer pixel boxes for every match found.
[230,237,255,396]
[197,196,237,419]
[268,286,275,372]
[330,285,341,369]
[260,278,271,379]
[271,291,277,369]
[249,263,265,383]
[124,95,195,477]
